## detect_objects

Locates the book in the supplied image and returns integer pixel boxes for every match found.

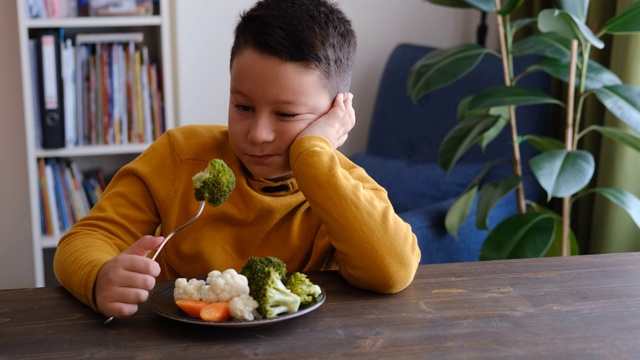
[36,31,65,149]
[52,159,73,230]
[44,161,61,238]
[149,63,163,139]
[62,38,76,147]
[37,158,54,236]
[69,161,91,217]
[29,39,43,149]
[134,48,144,143]
[56,159,76,226]
[140,46,152,143]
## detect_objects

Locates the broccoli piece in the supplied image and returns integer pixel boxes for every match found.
[285,272,321,306]
[192,159,236,206]
[240,257,301,318]
[241,256,287,282]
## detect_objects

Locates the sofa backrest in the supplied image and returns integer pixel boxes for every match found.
[365,43,553,166]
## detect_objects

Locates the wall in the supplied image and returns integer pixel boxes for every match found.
[173,0,495,156]
[0,0,35,289]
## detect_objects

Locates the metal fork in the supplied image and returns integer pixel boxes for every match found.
[150,200,205,261]
[103,200,206,325]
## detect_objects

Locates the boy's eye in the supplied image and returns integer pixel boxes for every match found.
[235,104,253,112]
[276,112,297,118]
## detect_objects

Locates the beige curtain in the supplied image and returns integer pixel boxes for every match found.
[589,0,640,253]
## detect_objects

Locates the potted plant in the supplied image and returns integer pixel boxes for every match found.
[408,0,640,259]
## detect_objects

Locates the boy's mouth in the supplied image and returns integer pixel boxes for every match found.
[246,154,275,164]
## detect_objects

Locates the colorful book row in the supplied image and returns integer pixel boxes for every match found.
[37,158,106,237]
[30,31,165,149]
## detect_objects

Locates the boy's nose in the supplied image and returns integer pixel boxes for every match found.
[248,115,276,143]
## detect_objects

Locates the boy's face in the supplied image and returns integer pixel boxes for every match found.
[228,49,333,180]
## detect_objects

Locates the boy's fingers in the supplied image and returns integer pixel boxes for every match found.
[344,92,353,105]
[123,236,164,257]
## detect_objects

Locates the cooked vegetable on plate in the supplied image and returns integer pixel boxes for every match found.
[173,256,322,322]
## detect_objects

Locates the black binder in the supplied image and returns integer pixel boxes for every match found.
[36,30,65,149]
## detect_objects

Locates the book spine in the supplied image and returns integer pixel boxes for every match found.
[62,38,76,147]
[37,158,54,236]
[134,49,143,143]
[37,31,65,149]
[44,160,61,238]
[140,46,152,143]
[54,159,73,230]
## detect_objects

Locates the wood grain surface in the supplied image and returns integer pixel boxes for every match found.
[1,253,639,359]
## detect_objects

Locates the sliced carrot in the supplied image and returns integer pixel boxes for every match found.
[200,302,231,322]
[175,299,208,318]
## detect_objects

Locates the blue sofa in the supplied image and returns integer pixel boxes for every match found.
[351,43,552,264]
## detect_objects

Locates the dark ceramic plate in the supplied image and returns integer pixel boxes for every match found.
[149,280,325,327]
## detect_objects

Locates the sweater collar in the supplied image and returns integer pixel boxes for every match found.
[241,165,299,196]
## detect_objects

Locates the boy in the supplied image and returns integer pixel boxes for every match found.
[54,0,421,319]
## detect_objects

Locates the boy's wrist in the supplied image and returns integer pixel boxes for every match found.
[289,135,333,167]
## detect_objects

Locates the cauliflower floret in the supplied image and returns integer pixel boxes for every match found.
[229,293,261,321]
[200,269,250,303]
[173,278,206,301]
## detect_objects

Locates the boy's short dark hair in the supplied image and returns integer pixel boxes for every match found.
[231,0,357,94]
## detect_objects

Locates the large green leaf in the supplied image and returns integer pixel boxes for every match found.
[601,0,640,34]
[594,85,640,134]
[445,160,506,237]
[458,100,510,149]
[529,57,621,90]
[538,9,605,49]
[585,188,640,229]
[408,44,493,100]
[512,33,571,60]
[445,185,478,237]
[544,216,580,256]
[477,111,509,150]
[463,0,496,12]
[438,115,503,172]
[557,0,589,22]
[476,176,521,230]
[518,204,580,256]
[465,86,563,111]
[511,18,538,35]
[426,0,497,9]
[426,0,472,7]
[529,149,595,201]
[479,212,556,260]
[497,0,525,15]
[585,125,640,153]
[523,135,565,152]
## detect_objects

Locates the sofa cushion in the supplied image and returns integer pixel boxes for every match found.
[351,153,486,213]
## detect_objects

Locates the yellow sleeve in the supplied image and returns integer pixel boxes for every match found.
[53,128,188,310]
[290,136,421,293]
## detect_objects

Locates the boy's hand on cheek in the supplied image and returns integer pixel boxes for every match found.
[95,235,162,318]
[297,92,355,149]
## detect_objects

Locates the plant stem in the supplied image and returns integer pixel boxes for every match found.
[573,43,591,149]
[494,0,525,214]
[562,39,579,257]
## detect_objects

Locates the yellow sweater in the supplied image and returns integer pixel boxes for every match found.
[54,125,421,310]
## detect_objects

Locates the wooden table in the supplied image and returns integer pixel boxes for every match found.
[2,253,640,359]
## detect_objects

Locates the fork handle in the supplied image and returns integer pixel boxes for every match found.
[151,201,205,261]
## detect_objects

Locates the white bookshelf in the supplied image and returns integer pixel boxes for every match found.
[16,0,175,287]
